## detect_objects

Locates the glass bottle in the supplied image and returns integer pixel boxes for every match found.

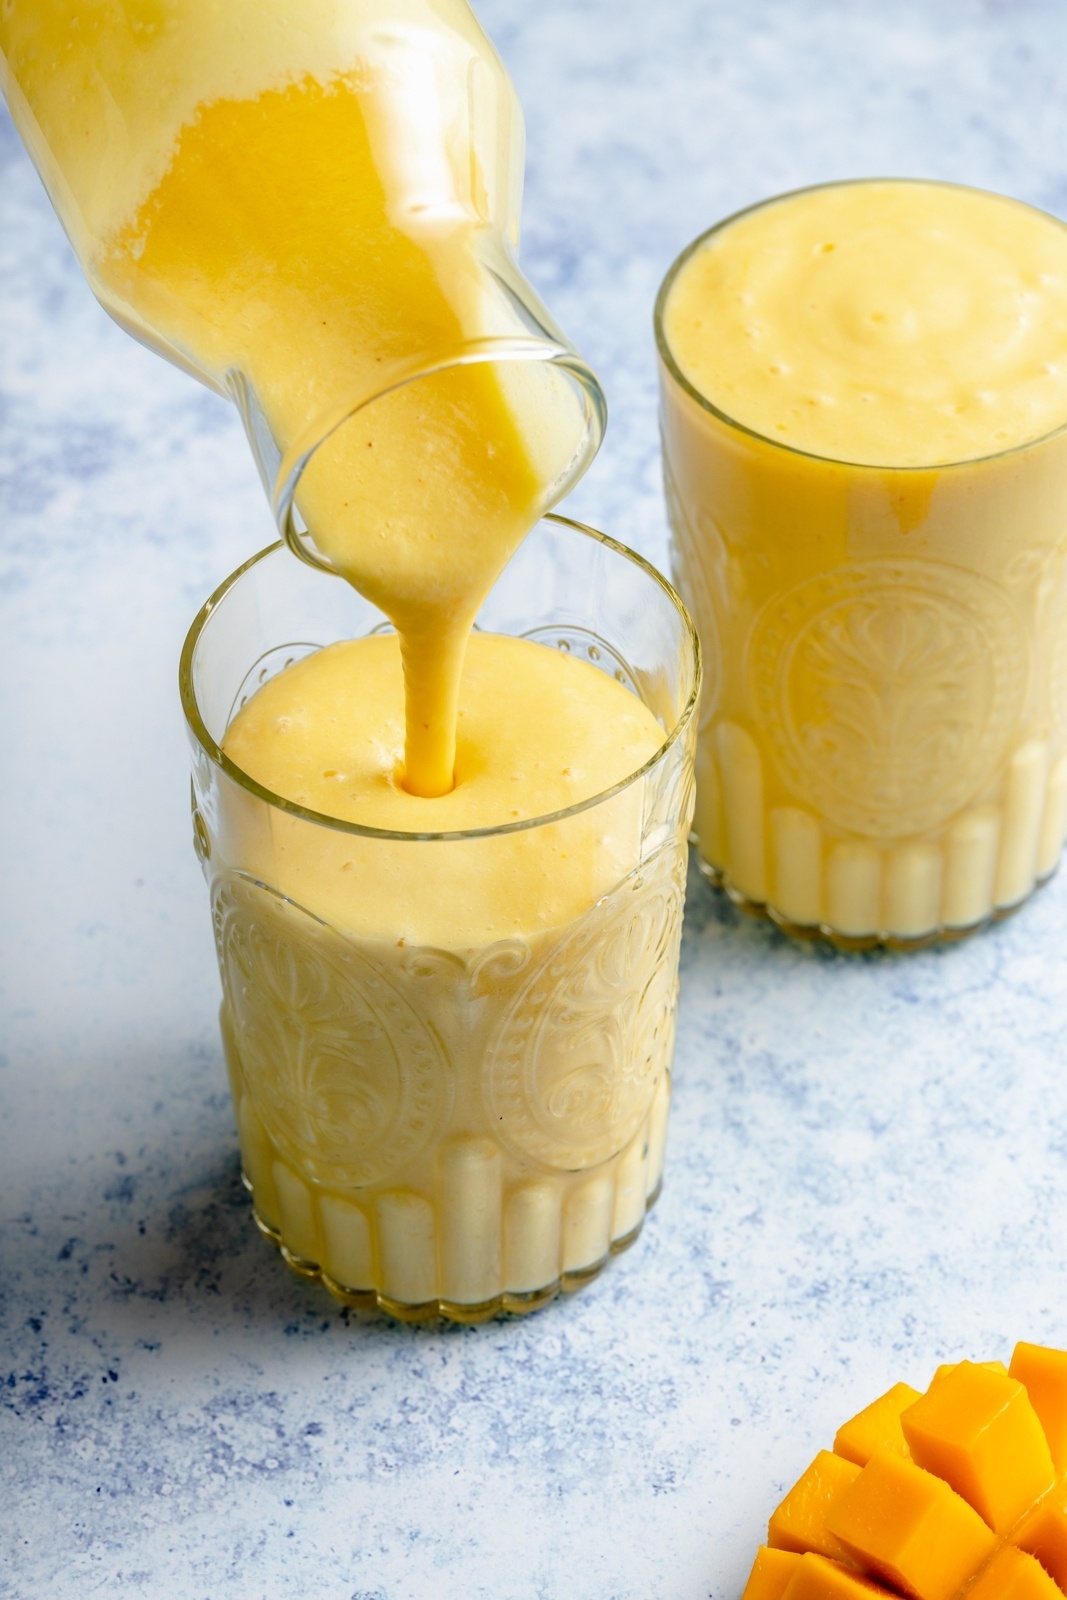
[1,0,605,561]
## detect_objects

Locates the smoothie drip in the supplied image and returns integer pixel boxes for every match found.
[222,630,666,945]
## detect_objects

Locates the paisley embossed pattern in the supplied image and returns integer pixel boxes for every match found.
[485,842,687,1171]
[205,725,694,1306]
[214,875,452,1189]
[213,838,689,1191]
[211,838,688,1312]
[750,560,1028,838]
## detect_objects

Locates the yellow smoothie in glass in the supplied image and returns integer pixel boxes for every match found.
[658,180,1067,943]
[208,620,681,1314]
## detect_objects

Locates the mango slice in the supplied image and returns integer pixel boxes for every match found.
[966,1547,1062,1600]
[1016,1488,1067,1588]
[1012,1345,1067,1473]
[825,1451,997,1600]
[740,1341,1067,1600]
[932,1360,1009,1386]
[741,1547,802,1600]
[833,1383,920,1467]
[900,1363,1054,1533]
[768,1452,862,1561]
[781,1554,886,1600]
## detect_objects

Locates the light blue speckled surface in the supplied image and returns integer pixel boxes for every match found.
[3,3,1067,1595]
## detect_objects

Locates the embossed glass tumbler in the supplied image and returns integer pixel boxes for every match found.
[180,515,699,1322]
[656,198,1067,949]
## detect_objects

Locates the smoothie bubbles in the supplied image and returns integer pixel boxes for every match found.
[658,181,1067,948]
[3,0,698,1318]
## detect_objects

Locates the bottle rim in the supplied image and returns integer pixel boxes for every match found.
[272,336,609,575]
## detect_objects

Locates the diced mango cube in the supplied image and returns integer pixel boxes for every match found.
[1014,1487,1067,1589]
[834,1384,920,1467]
[901,1362,1055,1533]
[738,1344,1067,1600]
[1011,1343,1067,1473]
[931,1361,1009,1386]
[825,1451,998,1600]
[966,1546,1062,1600]
[742,1546,803,1600]
[768,1451,862,1562]
[781,1554,887,1600]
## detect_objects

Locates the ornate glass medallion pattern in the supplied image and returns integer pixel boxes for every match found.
[750,559,1028,839]
[214,874,452,1189]
[486,842,687,1171]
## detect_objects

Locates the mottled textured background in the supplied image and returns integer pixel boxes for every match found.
[3,2,1067,1595]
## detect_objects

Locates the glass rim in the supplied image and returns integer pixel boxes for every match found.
[179,511,701,844]
[653,175,1067,474]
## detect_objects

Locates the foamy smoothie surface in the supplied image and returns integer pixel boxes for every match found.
[223,631,664,833]
[662,180,1067,466]
[221,631,666,946]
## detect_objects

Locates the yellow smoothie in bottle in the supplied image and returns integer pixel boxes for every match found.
[658,180,1067,942]
[4,2,693,1310]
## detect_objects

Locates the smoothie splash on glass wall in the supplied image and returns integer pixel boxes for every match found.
[2,0,699,1318]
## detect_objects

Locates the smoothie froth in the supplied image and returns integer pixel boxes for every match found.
[663,181,1067,467]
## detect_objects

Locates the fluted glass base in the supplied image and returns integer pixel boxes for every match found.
[243,1175,663,1324]
[697,853,1054,952]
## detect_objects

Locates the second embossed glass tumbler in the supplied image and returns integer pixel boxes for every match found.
[181,516,698,1322]
[656,200,1067,949]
